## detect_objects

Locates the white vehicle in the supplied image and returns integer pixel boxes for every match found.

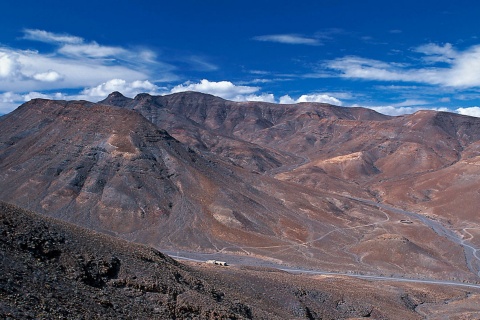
[206,260,228,266]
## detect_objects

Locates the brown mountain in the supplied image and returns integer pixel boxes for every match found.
[101,92,480,200]
[3,201,479,319]
[1,93,480,283]
[101,91,480,226]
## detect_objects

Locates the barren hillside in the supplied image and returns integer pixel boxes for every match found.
[2,201,479,319]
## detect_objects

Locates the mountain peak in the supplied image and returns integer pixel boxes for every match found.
[108,91,126,98]
[133,92,152,100]
[99,91,133,107]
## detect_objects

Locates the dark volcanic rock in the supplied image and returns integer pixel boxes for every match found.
[0,201,255,319]
[2,201,466,319]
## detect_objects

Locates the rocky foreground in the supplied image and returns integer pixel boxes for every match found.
[1,201,479,319]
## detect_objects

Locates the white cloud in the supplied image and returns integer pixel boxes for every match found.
[350,102,449,116]
[0,52,19,78]
[32,71,63,82]
[23,29,83,44]
[297,94,342,105]
[243,93,275,103]
[366,106,425,116]
[0,29,177,95]
[81,79,161,99]
[0,47,148,92]
[24,29,159,63]
[0,77,164,114]
[326,56,414,82]
[279,93,342,105]
[456,106,480,117]
[23,91,66,101]
[414,43,456,64]
[0,91,67,114]
[279,95,296,104]
[1,91,22,103]
[324,43,480,89]
[171,79,260,100]
[446,46,480,87]
[253,34,320,46]
[58,43,127,58]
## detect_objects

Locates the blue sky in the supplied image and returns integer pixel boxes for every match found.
[2,0,480,116]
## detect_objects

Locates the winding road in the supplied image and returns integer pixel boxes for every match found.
[162,194,480,291]
[164,249,480,290]
[346,196,480,278]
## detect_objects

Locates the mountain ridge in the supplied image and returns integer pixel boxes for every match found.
[2,91,480,283]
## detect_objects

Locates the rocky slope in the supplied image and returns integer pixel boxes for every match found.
[0,98,410,277]
[3,201,480,319]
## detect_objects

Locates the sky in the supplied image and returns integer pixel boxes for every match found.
[2,0,480,117]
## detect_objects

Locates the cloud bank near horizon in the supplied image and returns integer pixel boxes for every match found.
[4,77,480,118]
[2,30,480,118]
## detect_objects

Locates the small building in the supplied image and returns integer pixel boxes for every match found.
[206,260,228,266]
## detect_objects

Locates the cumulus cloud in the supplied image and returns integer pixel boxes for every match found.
[1,91,22,103]
[0,29,177,95]
[365,106,427,116]
[0,91,67,114]
[23,91,66,101]
[456,106,480,117]
[171,79,260,100]
[81,79,161,99]
[278,95,296,104]
[32,71,63,82]
[253,34,320,46]
[0,52,19,78]
[0,77,163,114]
[350,101,449,116]
[324,43,480,88]
[279,93,342,105]
[243,93,276,103]
[0,47,148,92]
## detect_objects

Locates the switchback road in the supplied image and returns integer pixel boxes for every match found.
[163,250,480,290]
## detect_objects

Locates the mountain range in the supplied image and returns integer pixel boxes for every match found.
[1,91,480,317]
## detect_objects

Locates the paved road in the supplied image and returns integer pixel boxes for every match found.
[163,250,480,290]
